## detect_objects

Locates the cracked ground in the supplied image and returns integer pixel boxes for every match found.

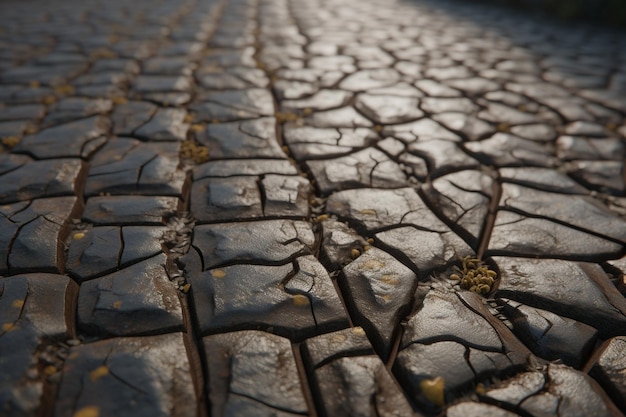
[1,0,626,416]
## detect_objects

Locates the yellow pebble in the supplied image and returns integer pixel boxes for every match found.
[350,327,366,336]
[12,299,24,308]
[89,365,109,382]
[292,294,309,306]
[2,323,14,332]
[44,365,57,376]
[420,376,445,407]
[350,248,361,259]
[73,232,85,240]
[73,406,100,417]
[112,301,122,309]
[211,269,226,279]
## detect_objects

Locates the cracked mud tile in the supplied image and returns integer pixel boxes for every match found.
[319,218,370,272]
[134,107,189,142]
[499,183,626,243]
[422,169,493,247]
[326,187,474,269]
[77,254,183,337]
[197,66,269,90]
[0,158,85,204]
[281,89,352,112]
[338,68,401,91]
[408,139,480,177]
[395,290,534,408]
[354,93,423,125]
[565,160,624,196]
[487,210,624,259]
[432,112,496,141]
[383,118,461,142]
[306,148,407,195]
[41,97,113,128]
[66,226,167,281]
[497,299,598,369]
[482,365,623,417]
[499,167,588,195]
[190,88,274,122]
[203,330,308,417]
[302,328,420,417]
[589,337,626,411]
[83,195,180,225]
[187,253,348,339]
[196,117,286,159]
[85,138,186,197]
[192,159,298,178]
[303,107,374,129]
[7,197,79,274]
[0,274,76,417]
[283,125,379,160]
[556,136,624,162]
[191,176,263,222]
[111,100,158,136]
[494,257,626,339]
[340,247,417,358]
[261,175,311,218]
[53,333,196,417]
[13,116,110,159]
[192,220,314,269]
[465,133,557,168]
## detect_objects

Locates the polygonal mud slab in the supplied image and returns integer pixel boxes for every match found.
[304,106,374,128]
[261,174,311,217]
[197,117,285,159]
[134,107,189,141]
[464,133,556,167]
[422,169,493,246]
[189,255,348,340]
[283,125,379,160]
[499,182,626,243]
[77,254,183,337]
[54,333,196,417]
[42,97,112,128]
[407,138,479,177]
[590,337,626,411]
[499,167,588,194]
[341,247,418,358]
[66,226,167,281]
[0,274,76,417]
[4,197,79,274]
[203,330,308,417]
[306,148,406,195]
[494,257,626,338]
[14,116,109,159]
[395,290,534,408]
[482,365,623,417]
[375,226,473,275]
[281,89,352,112]
[192,220,314,269]
[85,138,186,197]
[487,210,624,260]
[83,196,180,225]
[0,158,85,204]
[111,100,158,136]
[326,187,457,234]
[319,218,370,272]
[497,298,598,368]
[191,89,274,122]
[339,68,401,91]
[566,160,624,196]
[432,112,495,141]
[383,118,460,142]
[354,93,423,124]
[191,176,263,222]
[193,159,298,178]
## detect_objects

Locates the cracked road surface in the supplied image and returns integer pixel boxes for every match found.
[1,0,626,416]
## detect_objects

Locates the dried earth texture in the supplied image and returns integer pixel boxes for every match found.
[1,0,625,416]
